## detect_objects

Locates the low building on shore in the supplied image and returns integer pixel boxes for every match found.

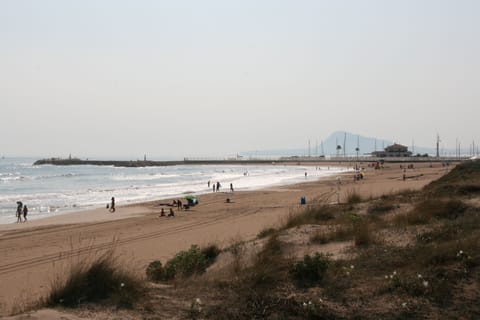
[371,143,413,158]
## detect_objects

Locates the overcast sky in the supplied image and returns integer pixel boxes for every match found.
[1,0,479,159]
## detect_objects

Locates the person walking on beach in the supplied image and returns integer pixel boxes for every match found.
[23,205,28,222]
[230,183,234,192]
[110,197,115,212]
[216,181,221,192]
[213,184,216,192]
[16,201,23,223]
[208,180,210,188]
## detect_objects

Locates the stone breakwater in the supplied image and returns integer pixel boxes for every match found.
[33,158,280,167]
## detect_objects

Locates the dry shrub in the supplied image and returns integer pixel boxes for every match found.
[345,189,362,204]
[45,249,145,308]
[367,201,397,216]
[283,205,338,229]
[395,199,469,226]
[353,222,375,247]
[311,225,353,244]
[257,227,277,239]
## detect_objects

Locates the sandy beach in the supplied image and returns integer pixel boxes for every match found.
[0,162,450,316]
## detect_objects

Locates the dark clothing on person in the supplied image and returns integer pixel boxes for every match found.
[168,208,175,217]
[23,205,28,222]
[110,197,115,212]
[16,202,23,223]
[216,182,221,192]
[230,183,234,192]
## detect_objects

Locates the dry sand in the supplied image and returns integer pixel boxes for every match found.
[0,162,451,317]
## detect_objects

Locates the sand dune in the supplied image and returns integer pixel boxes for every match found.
[0,162,449,316]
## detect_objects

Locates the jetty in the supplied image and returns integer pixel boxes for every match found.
[33,156,462,168]
[33,158,279,167]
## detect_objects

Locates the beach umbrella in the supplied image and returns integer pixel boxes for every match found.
[184,195,198,205]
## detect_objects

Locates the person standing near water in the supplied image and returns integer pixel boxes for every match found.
[23,205,28,222]
[110,197,115,212]
[16,201,23,223]
[230,183,234,192]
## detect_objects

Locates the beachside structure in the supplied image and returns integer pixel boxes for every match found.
[371,143,413,158]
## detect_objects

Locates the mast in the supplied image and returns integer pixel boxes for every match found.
[436,134,440,158]
[355,135,360,159]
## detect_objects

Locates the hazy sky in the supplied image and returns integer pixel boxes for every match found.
[1,0,479,159]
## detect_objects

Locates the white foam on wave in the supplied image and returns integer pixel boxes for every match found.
[0,163,350,224]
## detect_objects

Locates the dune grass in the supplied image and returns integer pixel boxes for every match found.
[41,161,480,319]
[45,249,145,308]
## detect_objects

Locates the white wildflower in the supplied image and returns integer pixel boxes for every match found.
[393,270,397,275]
[423,281,429,287]
[303,302,307,307]
[402,302,407,308]
[120,283,125,288]
[350,265,355,269]
[319,298,323,303]
[346,271,350,276]
[308,301,312,305]
[385,275,389,279]
[417,274,422,279]
[196,298,202,305]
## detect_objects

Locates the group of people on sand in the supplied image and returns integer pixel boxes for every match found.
[158,198,185,218]
[208,180,234,193]
[159,207,175,217]
[15,201,28,222]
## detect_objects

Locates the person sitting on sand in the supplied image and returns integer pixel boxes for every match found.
[160,208,166,217]
[23,205,28,222]
[168,208,175,217]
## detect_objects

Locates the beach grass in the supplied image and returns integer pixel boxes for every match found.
[44,248,145,308]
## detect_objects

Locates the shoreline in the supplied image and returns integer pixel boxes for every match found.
[0,162,452,315]
[0,163,351,227]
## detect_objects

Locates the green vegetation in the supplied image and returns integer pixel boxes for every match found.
[46,251,144,308]
[41,160,480,319]
[146,244,221,282]
[290,253,330,287]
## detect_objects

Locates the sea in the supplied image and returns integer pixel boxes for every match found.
[0,157,348,224]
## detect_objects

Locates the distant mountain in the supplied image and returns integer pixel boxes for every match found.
[240,131,438,157]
